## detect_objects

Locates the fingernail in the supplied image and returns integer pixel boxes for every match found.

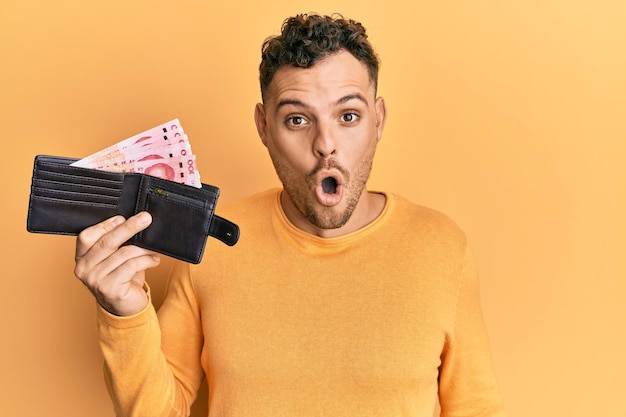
[137,212,151,225]
[111,216,125,227]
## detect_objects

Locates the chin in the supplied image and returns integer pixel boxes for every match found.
[306,205,354,230]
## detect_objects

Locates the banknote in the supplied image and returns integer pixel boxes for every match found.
[72,119,186,167]
[71,119,201,187]
[86,139,192,169]
[121,154,201,187]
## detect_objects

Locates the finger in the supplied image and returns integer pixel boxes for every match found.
[75,215,126,259]
[77,243,159,294]
[77,212,153,263]
[91,249,161,316]
[101,249,161,290]
[82,243,158,285]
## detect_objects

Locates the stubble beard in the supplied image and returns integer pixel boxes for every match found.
[272,155,375,230]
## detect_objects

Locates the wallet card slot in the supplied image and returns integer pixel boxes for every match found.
[35,169,122,189]
[32,178,122,198]
[29,194,117,209]
[32,187,119,205]
[27,195,118,235]
[35,156,123,182]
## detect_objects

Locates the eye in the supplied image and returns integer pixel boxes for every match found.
[340,112,359,123]
[286,115,308,127]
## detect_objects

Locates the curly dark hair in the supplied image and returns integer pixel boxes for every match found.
[259,13,380,101]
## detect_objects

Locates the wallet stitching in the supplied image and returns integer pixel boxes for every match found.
[35,170,122,187]
[33,178,122,193]
[146,194,209,211]
[29,194,118,208]
[31,188,119,205]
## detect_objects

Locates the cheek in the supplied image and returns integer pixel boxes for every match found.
[344,133,378,162]
[267,134,315,168]
[269,141,302,166]
[266,141,308,179]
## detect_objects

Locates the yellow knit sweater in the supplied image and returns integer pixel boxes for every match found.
[97,189,506,417]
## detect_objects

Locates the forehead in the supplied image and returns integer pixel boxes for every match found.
[266,50,375,108]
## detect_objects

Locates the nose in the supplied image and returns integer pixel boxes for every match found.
[312,122,336,158]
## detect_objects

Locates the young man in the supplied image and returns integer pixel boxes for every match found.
[74,14,506,417]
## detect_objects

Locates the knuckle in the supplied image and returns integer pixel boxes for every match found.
[96,232,125,251]
[94,279,115,299]
[116,244,136,257]
[77,224,101,246]
[73,262,84,279]
[115,257,143,277]
[73,258,92,282]
[77,227,91,242]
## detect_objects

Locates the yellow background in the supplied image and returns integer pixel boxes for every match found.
[1,1,625,416]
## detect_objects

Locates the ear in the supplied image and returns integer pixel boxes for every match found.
[374,96,387,142]
[254,103,268,146]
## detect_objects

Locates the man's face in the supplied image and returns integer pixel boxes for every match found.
[255,50,386,235]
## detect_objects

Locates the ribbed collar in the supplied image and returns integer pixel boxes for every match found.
[270,189,394,255]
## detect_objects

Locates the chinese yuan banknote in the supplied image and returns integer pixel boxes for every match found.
[71,119,201,188]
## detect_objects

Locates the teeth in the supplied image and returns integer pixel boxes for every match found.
[322,177,337,194]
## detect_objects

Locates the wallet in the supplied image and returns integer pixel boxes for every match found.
[26,155,239,264]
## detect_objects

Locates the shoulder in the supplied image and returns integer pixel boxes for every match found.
[386,193,467,242]
[217,188,278,218]
[213,188,279,232]
[376,192,471,263]
[202,188,279,253]
[379,194,475,289]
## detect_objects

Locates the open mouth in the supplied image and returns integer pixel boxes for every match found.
[321,176,338,194]
[313,167,344,207]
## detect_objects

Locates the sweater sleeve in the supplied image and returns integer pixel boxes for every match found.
[96,261,204,417]
[438,245,507,417]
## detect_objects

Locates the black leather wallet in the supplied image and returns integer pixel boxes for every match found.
[27,155,239,264]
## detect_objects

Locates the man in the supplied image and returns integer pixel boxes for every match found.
[74,13,506,417]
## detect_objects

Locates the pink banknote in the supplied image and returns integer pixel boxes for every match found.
[71,119,201,187]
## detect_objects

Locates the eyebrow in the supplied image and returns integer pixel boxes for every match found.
[276,99,309,111]
[337,93,368,106]
[276,93,369,111]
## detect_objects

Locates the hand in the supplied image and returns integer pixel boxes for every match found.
[74,212,161,316]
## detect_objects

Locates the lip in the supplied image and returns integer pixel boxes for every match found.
[313,169,344,207]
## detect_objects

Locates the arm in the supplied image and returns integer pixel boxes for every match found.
[74,213,201,416]
[97,288,201,417]
[438,246,507,417]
